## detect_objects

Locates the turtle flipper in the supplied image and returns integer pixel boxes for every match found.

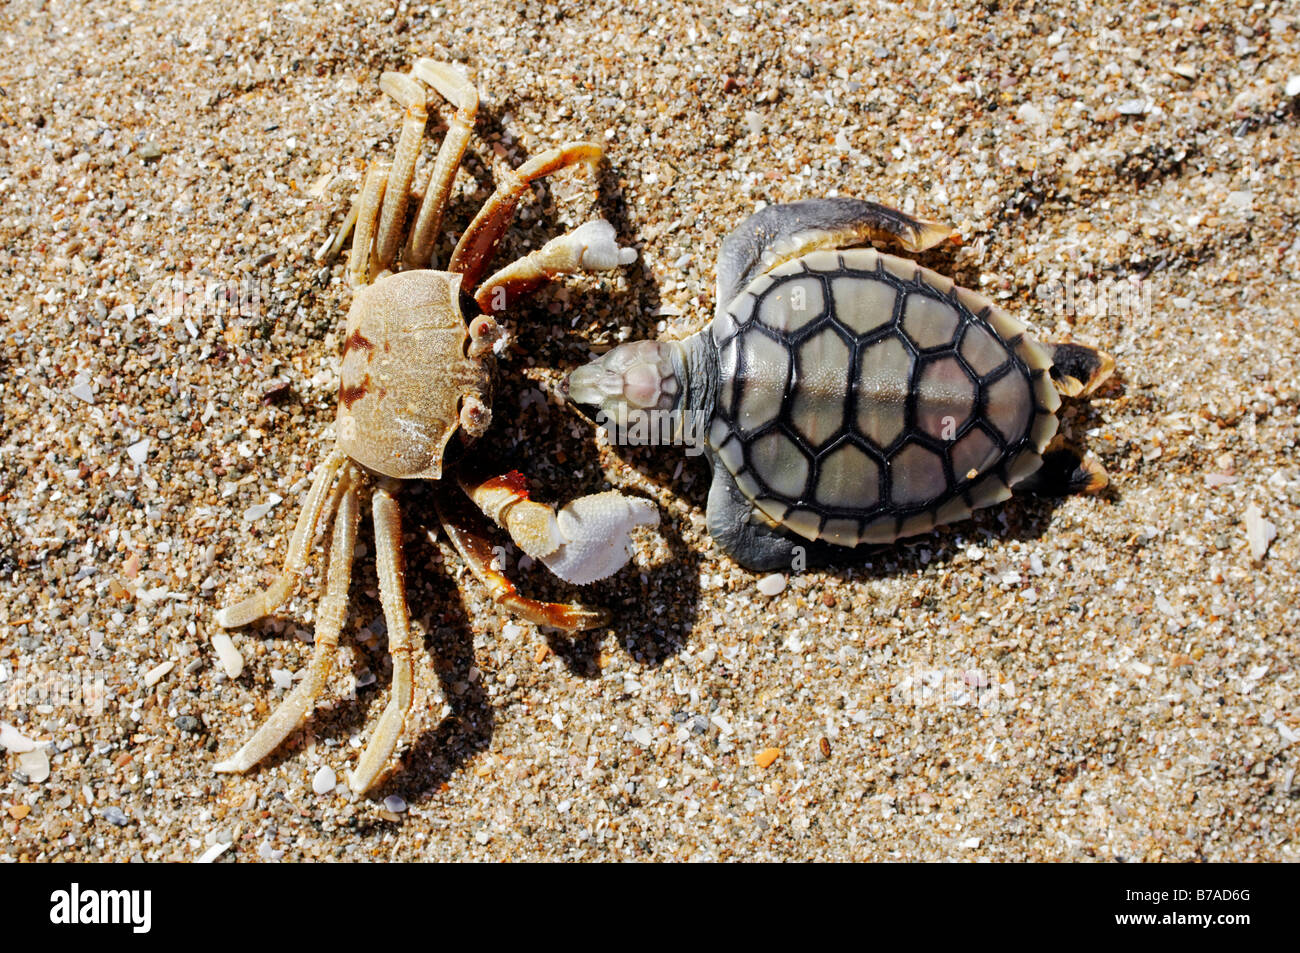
[1046,342,1115,398]
[1016,436,1108,496]
[706,465,801,571]
[716,198,953,312]
[705,465,849,571]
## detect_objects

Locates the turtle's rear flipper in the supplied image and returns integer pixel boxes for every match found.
[1047,342,1115,398]
[1018,436,1108,496]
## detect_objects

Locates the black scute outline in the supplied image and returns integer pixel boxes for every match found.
[711,252,1053,540]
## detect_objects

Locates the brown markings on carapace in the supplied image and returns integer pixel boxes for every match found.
[343,329,375,357]
[339,374,371,409]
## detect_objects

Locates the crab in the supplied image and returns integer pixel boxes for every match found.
[567,198,1114,570]
[213,60,656,795]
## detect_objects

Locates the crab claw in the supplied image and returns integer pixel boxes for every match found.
[536,491,659,585]
[563,219,638,270]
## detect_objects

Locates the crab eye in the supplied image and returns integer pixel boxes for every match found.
[458,393,492,437]
[466,315,504,358]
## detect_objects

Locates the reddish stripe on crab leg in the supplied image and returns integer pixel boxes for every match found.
[435,487,608,633]
[474,220,637,314]
[448,142,603,291]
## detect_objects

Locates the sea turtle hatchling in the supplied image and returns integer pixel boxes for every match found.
[567,198,1114,571]
[212,60,654,794]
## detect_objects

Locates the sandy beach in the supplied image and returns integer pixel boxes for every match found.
[0,0,1296,860]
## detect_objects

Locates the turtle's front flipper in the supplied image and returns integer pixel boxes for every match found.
[1046,342,1115,398]
[705,465,846,572]
[716,198,954,310]
[706,466,802,571]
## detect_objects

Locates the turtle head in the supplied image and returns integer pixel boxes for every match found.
[565,340,703,454]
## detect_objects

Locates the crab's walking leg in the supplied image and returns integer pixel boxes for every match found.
[347,162,390,287]
[215,465,361,775]
[461,472,658,588]
[473,220,637,314]
[435,488,608,632]
[348,480,416,794]
[449,142,604,290]
[216,447,348,629]
[373,72,429,272]
[405,60,478,269]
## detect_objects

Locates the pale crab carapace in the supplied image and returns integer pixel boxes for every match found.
[213,59,656,795]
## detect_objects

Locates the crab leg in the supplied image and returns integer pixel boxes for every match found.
[216,447,348,629]
[449,142,604,290]
[347,162,390,287]
[473,219,637,314]
[460,471,658,588]
[347,479,416,795]
[404,60,479,269]
[435,487,609,632]
[215,465,361,775]
[373,72,429,272]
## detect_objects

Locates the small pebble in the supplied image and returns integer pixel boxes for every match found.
[755,747,781,768]
[102,806,130,827]
[312,765,337,795]
[1287,75,1300,98]
[383,795,407,813]
[174,715,200,733]
[756,573,787,596]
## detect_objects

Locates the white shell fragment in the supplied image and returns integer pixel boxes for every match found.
[757,573,788,596]
[243,493,283,522]
[19,747,50,783]
[1244,504,1276,562]
[1287,75,1300,98]
[312,765,337,795]
[126,438,150,465]
[195,842,231,863]
[0,723,38,753]
[540,492,659,586]
[69,378,95,403]
[143,659,175,687]
[211,632,244,679]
